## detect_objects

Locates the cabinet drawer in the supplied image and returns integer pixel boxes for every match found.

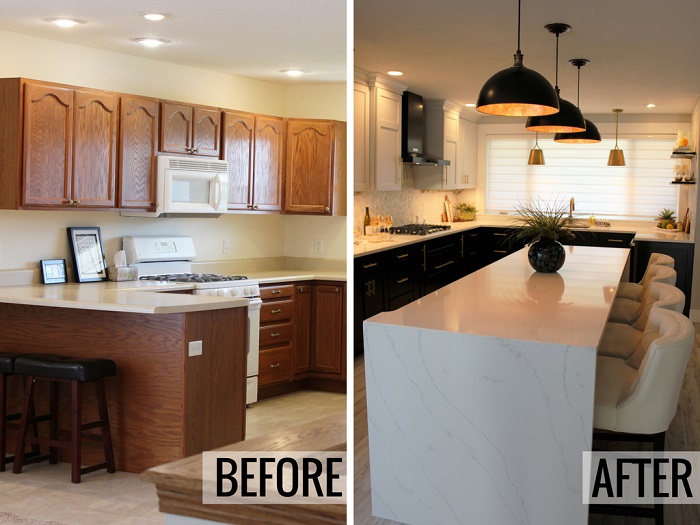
[260,284,295,300]
[259,322,293,348]
[260,300,294,323]
[387,267,417,299]
[258,346,293,386]
[595,232,634,248]
[355,254,384,275]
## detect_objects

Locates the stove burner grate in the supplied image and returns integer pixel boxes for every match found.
[139,273,249,283]
[388,224,452,235]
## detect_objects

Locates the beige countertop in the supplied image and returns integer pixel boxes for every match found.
[353,216,693,257]
[0,269,346,313]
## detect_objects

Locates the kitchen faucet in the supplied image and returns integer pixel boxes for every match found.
[569,197,575,221]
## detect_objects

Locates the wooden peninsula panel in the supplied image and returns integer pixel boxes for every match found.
[0,302,247,473]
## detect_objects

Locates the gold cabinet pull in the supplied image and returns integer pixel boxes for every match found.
[271,289,282,294]
[270,363,280,368]
[270,308,282,314]
[396,253,409,259]
[270,332,281,337]
[434,260,454,270]
[362,262,378,269]
[396,277,409,284]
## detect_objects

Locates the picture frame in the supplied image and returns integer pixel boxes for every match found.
[40,259,67,284]
[67,227,108,283]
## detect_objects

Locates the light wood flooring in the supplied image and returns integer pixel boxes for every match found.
[0,389,346,525]
[354,327,700,525]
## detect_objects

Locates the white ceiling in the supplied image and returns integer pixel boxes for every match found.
[0,0,346,84]
[355,0,700,117]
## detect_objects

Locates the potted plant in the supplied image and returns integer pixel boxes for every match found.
[508,198,574,273]
[656,208,676,230]
[454,203,477,221]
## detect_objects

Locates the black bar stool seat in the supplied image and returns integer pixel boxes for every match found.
[12,353,117,483]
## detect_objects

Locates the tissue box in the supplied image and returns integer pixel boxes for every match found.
[107,266,137,282]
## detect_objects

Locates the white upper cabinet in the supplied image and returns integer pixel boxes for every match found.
[459,116,477,189]
[354,70,407,192]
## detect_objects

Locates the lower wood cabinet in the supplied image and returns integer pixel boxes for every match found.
[258,280,346,399]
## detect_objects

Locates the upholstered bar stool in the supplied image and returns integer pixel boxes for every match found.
[616,253,675,301]
[12,354,117,483]
[608,265,677,325]
[598,282,685,361]
[591,308,695,524]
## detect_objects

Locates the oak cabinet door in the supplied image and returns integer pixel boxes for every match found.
[22,83,73,207]
[284,119,334,214]
[160,103,193,154]
[310,284,345,375]
[222,110,254,210]
[118,96,159,210]
[192,107,220,157]
[72,89,118,208]
[253,116,284,211]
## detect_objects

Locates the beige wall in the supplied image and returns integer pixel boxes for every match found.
[0,30,347,271]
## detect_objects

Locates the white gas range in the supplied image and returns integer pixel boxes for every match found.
[123,236,261,404]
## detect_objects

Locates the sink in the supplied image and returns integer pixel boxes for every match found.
[567,218,591,229]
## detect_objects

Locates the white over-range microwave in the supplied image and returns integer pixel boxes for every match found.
[121,155,229,217]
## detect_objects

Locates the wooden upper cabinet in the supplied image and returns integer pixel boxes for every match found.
[118,96,159,210]
[222,110,254,211]
[253,116,284,211]
[22,82,73,207]
[160,102,220,157]
[284,119,346,215]
[71,89,118,208]
[21,81,117,209]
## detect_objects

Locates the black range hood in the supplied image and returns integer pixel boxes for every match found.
[401,91,450,166]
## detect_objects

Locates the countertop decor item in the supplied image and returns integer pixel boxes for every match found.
[67,227,107,283]
[656,208,677,229]
[40,259,67,285]
[476,0,559,117]
[508,198,574,273]
[454,202,477,221]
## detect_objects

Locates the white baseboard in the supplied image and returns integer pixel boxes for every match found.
[690,309,700,323]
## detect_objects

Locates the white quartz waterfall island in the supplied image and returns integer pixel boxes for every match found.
[363,245,630,525]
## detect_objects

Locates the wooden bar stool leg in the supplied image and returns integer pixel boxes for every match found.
[13,375,35,474]
[0,373,7,472]
[95,379,116,473]
[49,381,59,464]
[71,380,81,484]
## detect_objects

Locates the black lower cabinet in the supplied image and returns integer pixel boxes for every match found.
[633,240,694,316]
[422,234,460,295]
[480,227,523,266]
[354,254,385,356]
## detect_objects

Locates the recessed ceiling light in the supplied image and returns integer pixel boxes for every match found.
[133,38,170,47]
[281,69,307,77]
[141,13,170,21]
[646,103,656,108]
[387,71,403,76]
[45,18,85,28]
[464,103,477,107]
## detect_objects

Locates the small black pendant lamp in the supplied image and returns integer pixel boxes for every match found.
[554,59,602,143]
[608,109,626,166]
[477,0,560,117]
[525,24,586,133]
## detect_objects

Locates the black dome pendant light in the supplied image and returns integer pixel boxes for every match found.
[525,23,586,133]
[476,0,560,117]
[554,59,602,143]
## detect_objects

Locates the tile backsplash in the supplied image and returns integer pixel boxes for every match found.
[353,165,476,230]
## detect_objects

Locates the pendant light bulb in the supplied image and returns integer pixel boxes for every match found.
[607,109,626,166]
[476,0,559,117]
[554,59,602,143]
[528,132,545,165]
[525,23,586,133]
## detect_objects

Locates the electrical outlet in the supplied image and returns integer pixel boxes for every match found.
[188,340,203,357]
[223,238,230,254]
[313,239,324,255]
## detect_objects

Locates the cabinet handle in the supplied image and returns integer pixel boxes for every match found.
[395,253,409,259]
[270,363,280,368]
[460,235,464,258]
[270,308,282,314]
[271,290,282,295]
[470,233,478,238]
[493,233,507,237]
[74,200,80,206]
[253,205,259,210]
[434,260,455,270]
[270,332,281,338]
[362,262,378,269]
[325,207,330,212]
[365,280,375,297]
[297,286,305,292]
[66,199,74,206]
[442,166,447,184]
[607,239,624,243]
[397,157,402,183]
[247,204,254,209]
[396,277,409,284]
[422,245,427,271]
[334,287,340,293]
[494,250,507,254]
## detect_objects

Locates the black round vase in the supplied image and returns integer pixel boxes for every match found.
[527,238,566,273]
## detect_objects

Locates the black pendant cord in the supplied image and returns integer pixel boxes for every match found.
[516,0,521,55]
[554,32,560,90]
[576,65,581,108]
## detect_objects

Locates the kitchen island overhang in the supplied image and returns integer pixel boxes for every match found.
[363,245,630,525]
